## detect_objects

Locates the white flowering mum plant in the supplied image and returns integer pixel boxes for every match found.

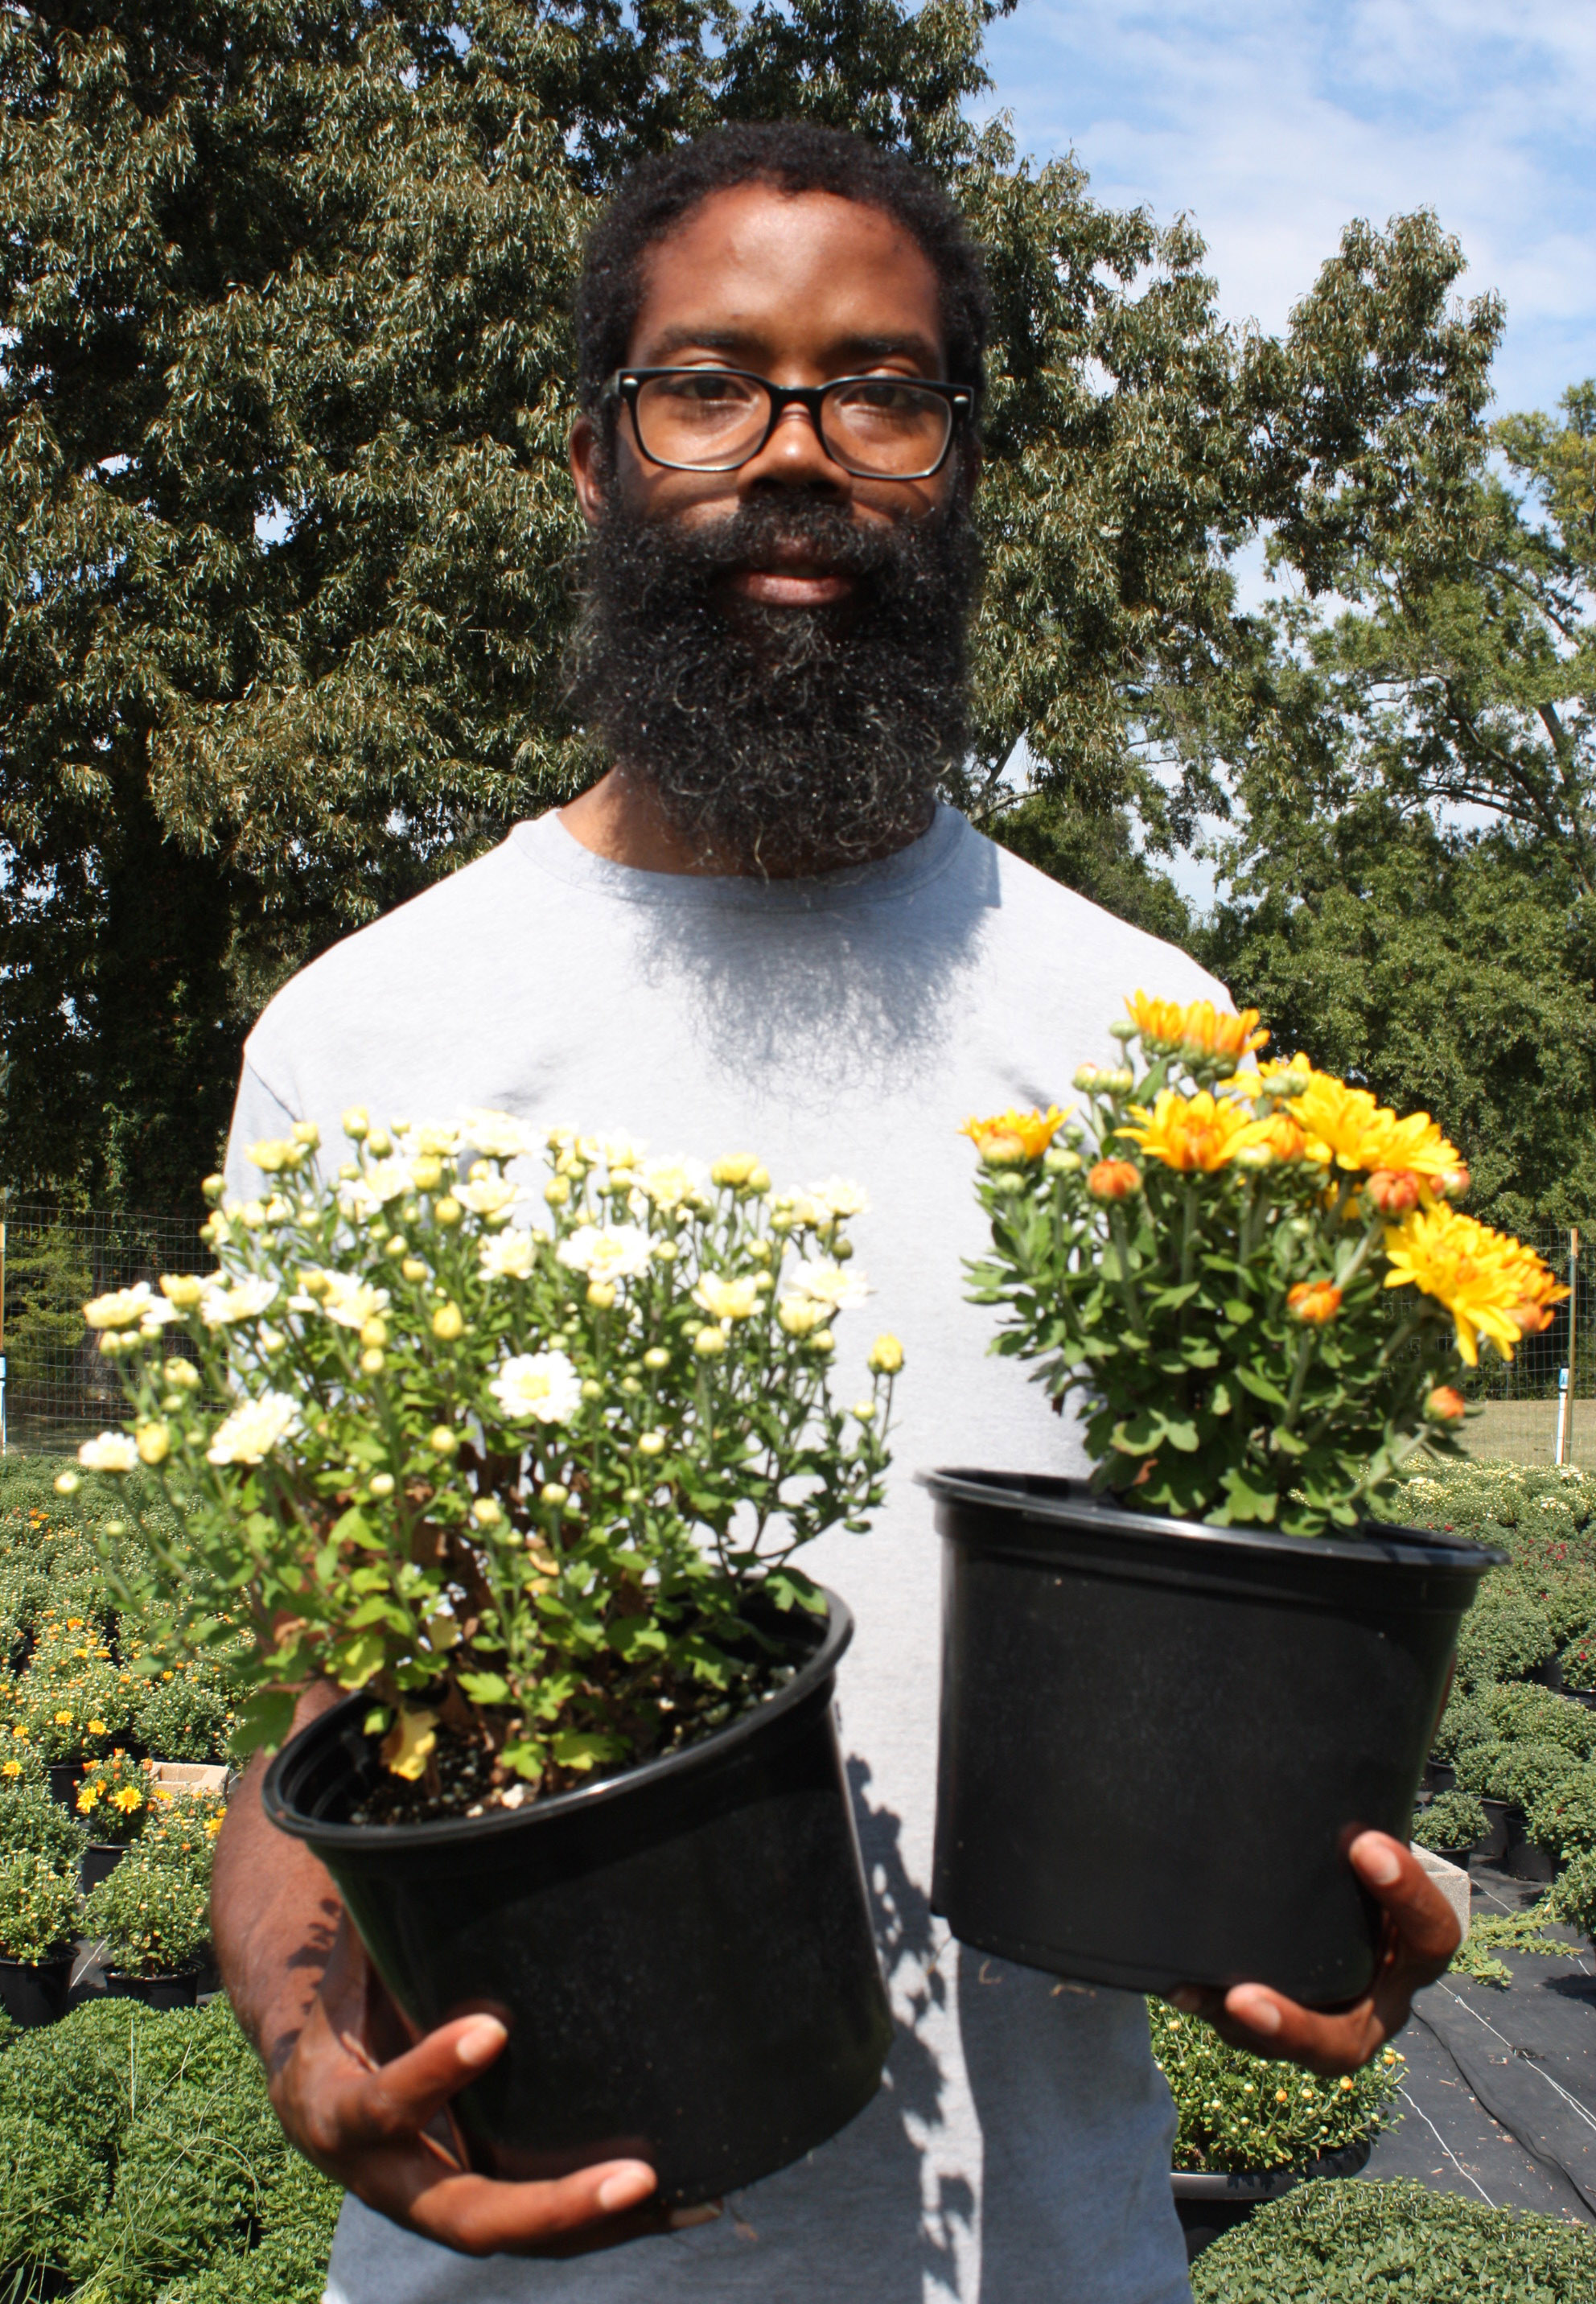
[964,994,1565,1539]
[63,1113,900,1805]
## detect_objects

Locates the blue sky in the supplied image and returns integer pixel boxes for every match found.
[981,0,1596,420]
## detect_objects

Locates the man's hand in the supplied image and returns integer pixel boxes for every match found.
[1170,1830,1461,2076]
[215,1687,704,2260]
[269,1913,686,2258]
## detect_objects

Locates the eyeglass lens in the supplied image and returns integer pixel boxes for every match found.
[633,372,953,476]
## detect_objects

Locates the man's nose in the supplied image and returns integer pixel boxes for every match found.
[741,400,851,491]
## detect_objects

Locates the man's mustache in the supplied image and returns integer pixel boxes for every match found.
[613,497,915,593]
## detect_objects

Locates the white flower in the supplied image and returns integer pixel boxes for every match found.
[206,1391,300,1467]
[788,1258,872,1311]
[337,1177,380,1223]
[138,1299,181,1336]
[455,1177,520,1219]
[480,1231,537,1280]
[490,1351,582,1426]
[317,1275,392,1330]
[413,1122,460,1156]
[460,1109,536,1162]
[640,1156,708,1212]
[600,1131,648,1171]
[556,1224,653,1282]
[78,1432,140,1472]
[84,1283,158,1331]
[364,1160,415,1203]
[199,1276,280,1327]
[808,1176,869,1219]
[693,1273,763,1322]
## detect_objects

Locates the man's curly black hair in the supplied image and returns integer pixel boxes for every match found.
[574,121,990,439]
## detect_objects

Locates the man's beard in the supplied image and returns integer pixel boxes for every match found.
[567,488,981,875]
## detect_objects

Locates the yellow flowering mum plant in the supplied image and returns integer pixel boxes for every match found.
[63,1115,900,1807]
[964,994,1565,1537]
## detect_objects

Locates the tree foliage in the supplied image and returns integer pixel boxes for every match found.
[0,0,1508,1208]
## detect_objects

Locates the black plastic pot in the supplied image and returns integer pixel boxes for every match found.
[1475,1798,1512,1863]
[81,1842,125,1893]
[923,1469,1503,2005]
[0,1952,72,2026]
[1501,1808,1558,1884]
[1428,1845,1473,1871]
[47,1761,84,1812]
[1423,1759,1457,1795]
[105,1967,202,2011]
[262,1590,891,2205]
[1566,1690,1596,1714]
[1170,2137,1371,2261]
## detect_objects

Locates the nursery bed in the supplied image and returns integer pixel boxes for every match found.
[1364,1866,1596,2223]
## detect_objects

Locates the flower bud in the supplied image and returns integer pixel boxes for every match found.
[291,1120,320,1149]
[1440,1166,1471,1203]
[1425,1385,1467,1423]
[1103,1067,1135,1095]
[359,1317,388,1349]
[643,1347,670,1370]
[1365,1169,1421,1216]
[1287,1280,1343,1325]
[368,1473,395,1497]
[1087,1160,1142,1202]
[540,1483,570,1507]
[428,1426,459,1457]
[411,1155,444,1192]
[1072,1064,1103,1092]
[1043,1147,1084,1174]
[401,1258,428,1283]
[638,1431,667,1456]
[433,1196,463,1228]
[868,1333,904,1375]
[471,1496,504,1528]
[160,1273,204,1307]
[748,1165,771,1193]
[366,1129,393,1158]
[711,1154,760,1187]
[1109,1018,1138,1043]
[163,1358,200,1389]
[853,1401,876,1422]
[201,1174,226,1203]
[360,1346,385,1373]
[342,1108,369,1140]
[694,1327,727,1357]
[134,1424,170,1467]
[808,1329,836,1354]
[544,1177,570,1207]
[652,1238,677,1261]
[431,1303,464,1342]
[54,1471,80,1495]
[586,1282,617,1310]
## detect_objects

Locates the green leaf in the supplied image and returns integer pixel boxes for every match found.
[550,1730,627,1771]
[228,1689,296,1756]
[1235,1365,1290,1409]
[458,1671,511,1705]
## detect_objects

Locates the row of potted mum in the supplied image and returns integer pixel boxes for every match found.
[62,994,1560,2198]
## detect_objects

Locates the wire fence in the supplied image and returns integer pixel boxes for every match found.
[0,1200,212,1456]
[0,1203,1589,1466]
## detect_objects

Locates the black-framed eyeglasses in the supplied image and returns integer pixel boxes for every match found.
[602,366,973,480]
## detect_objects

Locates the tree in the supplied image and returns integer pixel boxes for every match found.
[0,0,1505,1208]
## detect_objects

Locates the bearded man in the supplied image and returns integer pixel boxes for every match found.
[214,122,1458,2304]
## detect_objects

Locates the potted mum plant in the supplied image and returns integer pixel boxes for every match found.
[64,1114,902,2202]
[84,1838,211,2010]
[929,994,1552,2002]
[0,1851,80,2026]
[75,1751,165,1890]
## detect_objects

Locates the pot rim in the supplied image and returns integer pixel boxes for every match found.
[0,1949,74,1972]
[1169,2134,1372,2197]
[103,1965,204,1984]
[918,1467,1508,1574]
[262,1585,852,1853]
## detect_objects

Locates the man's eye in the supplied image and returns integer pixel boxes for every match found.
[663,373,755,405]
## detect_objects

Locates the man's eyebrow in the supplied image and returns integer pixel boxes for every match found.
[634,324,944,372]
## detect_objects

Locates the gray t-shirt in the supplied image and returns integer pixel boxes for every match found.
[227,804,1225,2304]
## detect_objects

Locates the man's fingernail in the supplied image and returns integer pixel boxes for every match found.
[668,2202,722,2228]
[1353,1833,1402,1886]
[1230,1989,1282,2035]
[597,2165,657,2212]
[455,2015,508,2067]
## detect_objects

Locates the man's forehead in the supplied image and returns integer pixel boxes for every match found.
[629,183,945,372]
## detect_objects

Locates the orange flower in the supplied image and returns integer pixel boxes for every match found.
[1365,1170,1422,1216]
[961,1106,1068,1165]
[1126,993,1269,1063]
[1088,1159,1143,1201]
[1264,1061,1462,1183]
[1287,1281,1343,1325]
[1425,1386,1467,1423]
[1118,1090,1271,1173]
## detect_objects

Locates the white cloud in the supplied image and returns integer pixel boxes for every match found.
[985,0,1596,415]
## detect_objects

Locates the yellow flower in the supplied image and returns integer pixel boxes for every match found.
[1118,1091,1269,1173]
[87,1718,106,1736]
[867,1333,905,1375]
[204,1814,224,1837]
[1382,1206,1563,1366]
[0,1760,21,1779]
[112,1784,143,1813]
[54,1709,72,1726]
[380,1707,438,1781]
[960,1107,1067,1165]
[1263,1060,1462,1182]
[693,1274,762,1323]
[76,1783,101,1810]
[1126,993,1269,1063]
